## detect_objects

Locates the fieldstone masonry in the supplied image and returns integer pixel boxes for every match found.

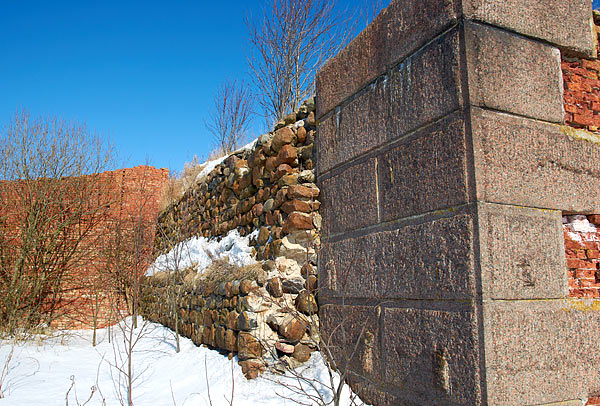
[316,1,600,405]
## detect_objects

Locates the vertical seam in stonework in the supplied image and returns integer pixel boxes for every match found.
[374,157,380,224]
[458,14,489,406]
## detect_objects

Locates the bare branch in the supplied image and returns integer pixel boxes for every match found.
[206,80,253,155]
[246,0,357,126]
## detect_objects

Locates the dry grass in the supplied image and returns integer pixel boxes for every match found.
[150,257,261,296]
[157,147,229,212]
[198,258,262,296]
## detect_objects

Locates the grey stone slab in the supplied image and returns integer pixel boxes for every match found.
[464,0,595,58]
[316,0,461,117]
[319,157,378,236]
[471,107,600,213]
[482,299,600,406]
[378,111,471,222]
[319,304,383,384]
[319,209,476,301]
[382,306,481,406]
[317,28,464,174]
[477,203,568,300]
[465,22,564,123]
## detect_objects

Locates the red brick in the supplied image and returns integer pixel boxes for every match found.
[589,214,600,225]
[583,59,600,71]
[580,278,600,288]
[587,250,600,259]
[573,113,596,126]
[568,82,593,92]
[586,396,600,405]
[565,238,585,250]
[567,258,597,269]
[565,112,574,123]
[575,269,598,279]
[565,104,579,114]
[584,92,600,102]
[570,288,585,298]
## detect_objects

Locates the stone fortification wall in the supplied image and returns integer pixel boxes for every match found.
[141,100,322,379]
[316,0,600,405]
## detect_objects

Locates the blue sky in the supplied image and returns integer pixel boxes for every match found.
[0,1,283,173]
[596,0,600,9]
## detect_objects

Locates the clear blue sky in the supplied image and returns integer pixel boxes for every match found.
[596,0,600,9]
[0,1,283,173]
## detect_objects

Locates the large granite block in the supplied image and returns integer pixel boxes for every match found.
[378,111,471,222]
[318,27,464,174]
[316,0,461,117]
[463,0,595,58]
[471,107,600,213]
[482,300,600,406]
[319,304,383,384]
[319,158,378,236]
[382,306,481,406]
[477,203,567,300]
[465,22,564,123]
[319,210,476,301]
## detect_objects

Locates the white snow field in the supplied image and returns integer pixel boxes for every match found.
[0,318,367,406]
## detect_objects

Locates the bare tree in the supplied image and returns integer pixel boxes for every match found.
[246,0,355,126]
[0,109,114,336]
[206,80,253,155]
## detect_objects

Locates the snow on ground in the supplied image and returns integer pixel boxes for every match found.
[0,318,366,406]
[146,229,258,277]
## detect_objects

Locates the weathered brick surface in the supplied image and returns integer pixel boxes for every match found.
[564,215,600,299]
[562,13,600,131]
[1,165,169,330]
[465,21,564,123]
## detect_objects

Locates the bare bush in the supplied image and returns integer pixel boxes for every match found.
[206,80,253,155]
[246,0,356,126]
[0,109,114,336]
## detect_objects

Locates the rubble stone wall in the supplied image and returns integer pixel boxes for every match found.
[141,100,322,378]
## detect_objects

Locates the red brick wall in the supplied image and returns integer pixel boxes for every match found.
[56,165,169,329]
[564,215,600,299]
[562,14,600,130]
[0,165,169,330]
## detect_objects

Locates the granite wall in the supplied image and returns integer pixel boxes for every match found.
[316,1,600,405]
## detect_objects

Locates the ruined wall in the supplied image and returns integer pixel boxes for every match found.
[316,1,600,405]
[563,11,600,131]
[141,100,322,379]
[565,215,600,299]
[45,166,168,329]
